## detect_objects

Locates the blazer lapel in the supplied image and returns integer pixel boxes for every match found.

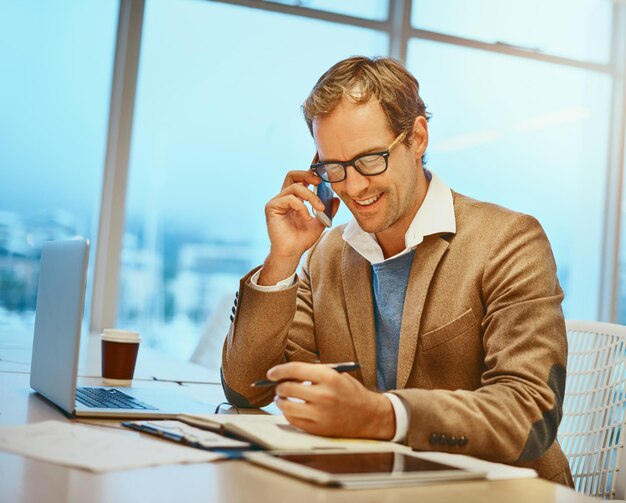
[341,242,377,390]
[396,235,450,389]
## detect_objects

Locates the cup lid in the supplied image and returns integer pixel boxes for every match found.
[102,329,140,343]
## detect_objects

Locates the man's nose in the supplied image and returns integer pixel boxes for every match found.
[343,164,369,197]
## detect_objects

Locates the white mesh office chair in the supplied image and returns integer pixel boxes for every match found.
[559,320,626,499]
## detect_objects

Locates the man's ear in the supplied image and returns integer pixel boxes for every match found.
[410,116,429,164]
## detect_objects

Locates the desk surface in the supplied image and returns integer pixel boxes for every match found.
[0,328,218,383]
[0,371,596,503]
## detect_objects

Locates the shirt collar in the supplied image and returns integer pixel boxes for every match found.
[342,170,456,264]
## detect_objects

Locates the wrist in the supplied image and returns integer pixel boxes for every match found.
[367,392,396,440]
[258,253,300,286]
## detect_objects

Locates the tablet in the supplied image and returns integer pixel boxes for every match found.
[244,450,487,488]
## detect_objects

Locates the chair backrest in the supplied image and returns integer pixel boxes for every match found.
[559,320,626,499]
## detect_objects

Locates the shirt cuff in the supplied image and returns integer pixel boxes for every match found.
[249,268,297,291]
[384,392,409,443]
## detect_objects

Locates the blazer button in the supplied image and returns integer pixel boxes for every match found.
[448,435,458,446]
[429,433,439,445]
[459,436,468,446]
[439,434,447,444]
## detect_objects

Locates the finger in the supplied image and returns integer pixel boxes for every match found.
[267,361,338,384]
[267,194,313,222]
[275,381,321,402]
[286,416,318,433]
[282,170,321,190]
[274,396,316,421]
[278,183,325,212]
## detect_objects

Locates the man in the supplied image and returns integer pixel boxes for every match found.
[221,56,572,485]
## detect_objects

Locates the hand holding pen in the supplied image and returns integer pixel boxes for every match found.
[251,362,361,388]
[263,360,394,439]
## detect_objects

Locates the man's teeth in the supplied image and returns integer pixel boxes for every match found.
[355,194,380,206]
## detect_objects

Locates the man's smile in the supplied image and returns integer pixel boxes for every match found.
[354,193,383,207]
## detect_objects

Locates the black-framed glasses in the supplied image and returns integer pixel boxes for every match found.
[311,132,407,183]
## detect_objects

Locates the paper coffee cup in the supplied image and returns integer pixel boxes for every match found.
[101,329,140,386]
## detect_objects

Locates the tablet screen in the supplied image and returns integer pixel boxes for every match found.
[270,452,464,475]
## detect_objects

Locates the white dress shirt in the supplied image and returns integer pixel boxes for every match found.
[250,170,457,442]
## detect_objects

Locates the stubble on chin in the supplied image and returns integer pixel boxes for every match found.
[341,193,393,234]
[352,208,394,234]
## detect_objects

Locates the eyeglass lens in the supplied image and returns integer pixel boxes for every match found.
[318,153,387,182]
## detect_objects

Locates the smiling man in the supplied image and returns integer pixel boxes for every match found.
[221,56,572,485]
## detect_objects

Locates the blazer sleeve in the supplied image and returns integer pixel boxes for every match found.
[392,214,567,463]
[221,258,320,407]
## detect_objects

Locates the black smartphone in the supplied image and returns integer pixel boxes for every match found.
[311,153,333,227]
[314,181,333,227]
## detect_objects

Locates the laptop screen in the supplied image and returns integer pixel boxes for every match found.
[30,238,89,414]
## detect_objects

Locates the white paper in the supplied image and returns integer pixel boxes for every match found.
[180,412,288,428]
[0,421,222,472]
[228,421,409,451]
[181,413,411,452]
[416,451,538,480]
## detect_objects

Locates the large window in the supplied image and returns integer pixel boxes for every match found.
[0,0,118,338]
[2,0,625,369]
[406,39,612,320]
[411,0,612,64]
[118,0,387,369]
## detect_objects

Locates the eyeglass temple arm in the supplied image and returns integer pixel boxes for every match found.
[388,131,407,151]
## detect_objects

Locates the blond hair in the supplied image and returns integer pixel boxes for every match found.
[302,56,429,145]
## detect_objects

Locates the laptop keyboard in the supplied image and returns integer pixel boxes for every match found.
[76,387,158,410]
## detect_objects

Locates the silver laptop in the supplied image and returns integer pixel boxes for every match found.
[30,238,212,418]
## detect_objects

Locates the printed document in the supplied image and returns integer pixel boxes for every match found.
[0,421,221,472]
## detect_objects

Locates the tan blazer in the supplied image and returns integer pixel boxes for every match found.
[222,192,572,485]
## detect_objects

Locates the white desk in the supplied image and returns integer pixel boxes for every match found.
[0,324,598,503]
[0,369,598,503]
